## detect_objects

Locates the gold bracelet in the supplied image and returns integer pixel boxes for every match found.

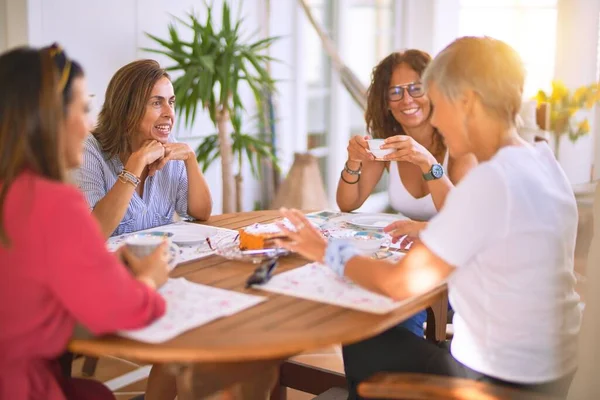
[118,175,136,188]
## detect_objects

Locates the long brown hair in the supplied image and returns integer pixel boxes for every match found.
[0,45,82,246]
[93,59,170,159]
[365,50,444,156]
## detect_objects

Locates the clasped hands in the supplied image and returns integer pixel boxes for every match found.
[133,140,195,177]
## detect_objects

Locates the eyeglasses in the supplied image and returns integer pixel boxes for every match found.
[388,82,425,102]
[47,43,72,92]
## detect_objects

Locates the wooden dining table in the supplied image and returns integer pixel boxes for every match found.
[69,210,448,399]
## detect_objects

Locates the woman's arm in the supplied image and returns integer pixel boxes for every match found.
[90,152,145,238]
[344,244,453,300]
[420,152,477,211]
[48,187,166,334]
[381,136,477,211]
[93,142,165,237]
[336,160,386,212]
[183,155,212,220]
[275,208,453,301]
[336,135,387,212]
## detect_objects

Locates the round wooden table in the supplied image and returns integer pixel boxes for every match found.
[69,211,447,398]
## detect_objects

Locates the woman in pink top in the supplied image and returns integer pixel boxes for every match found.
[0,45,169,399]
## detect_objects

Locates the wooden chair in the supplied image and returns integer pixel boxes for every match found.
[358,373,559,400]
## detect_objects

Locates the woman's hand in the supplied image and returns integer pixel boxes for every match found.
[274,208,328,262]
[347,135,375,162]
[119,243,170,289]
[383,219,427,243]
[125,140,165,176]
[381,135,437,171]
[148,143,195,176]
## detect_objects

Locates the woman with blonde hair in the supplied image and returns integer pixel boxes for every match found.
[277,36,581,399]
[75,59,212,238]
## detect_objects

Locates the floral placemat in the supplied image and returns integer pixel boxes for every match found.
[306,210,413,261]
[119,278,266,343]
[254,262,407,314]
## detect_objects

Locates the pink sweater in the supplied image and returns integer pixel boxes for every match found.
[0,171,166,399]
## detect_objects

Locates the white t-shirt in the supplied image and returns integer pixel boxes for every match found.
[420,142,581,383]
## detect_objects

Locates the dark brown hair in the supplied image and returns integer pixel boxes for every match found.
[0,45,83,245]
[365,50,444,155]
[93,59,170,159]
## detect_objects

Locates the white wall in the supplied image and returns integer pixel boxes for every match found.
[0,0,6,51]
[554,0,600,184]
[5,0,299,214]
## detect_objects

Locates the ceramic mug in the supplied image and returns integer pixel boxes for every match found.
[124,232,180,270]
[367,139,394,160]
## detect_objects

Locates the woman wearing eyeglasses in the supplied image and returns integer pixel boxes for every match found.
[337,50,477,337]
[338,50,476,226]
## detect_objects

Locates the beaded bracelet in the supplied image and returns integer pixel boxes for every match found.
[118,169,141,188]
[344,161,362,176]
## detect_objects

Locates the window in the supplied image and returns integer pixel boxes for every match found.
[303,0,397,208]
[459,0,558,97]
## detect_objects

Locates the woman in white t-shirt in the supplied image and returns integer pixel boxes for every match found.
[275,36,581,399]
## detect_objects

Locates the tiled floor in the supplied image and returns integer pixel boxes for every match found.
[72,346,344,400]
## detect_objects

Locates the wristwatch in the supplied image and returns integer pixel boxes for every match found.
[423,163,444,181]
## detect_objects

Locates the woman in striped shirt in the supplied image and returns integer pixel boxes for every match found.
[75,60,212,238]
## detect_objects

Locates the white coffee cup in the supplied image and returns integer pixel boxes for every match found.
[367,139,394,160]
[124,233,180,270]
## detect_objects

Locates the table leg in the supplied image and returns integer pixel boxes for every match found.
[169,359,283,400]
[425,293,448,342]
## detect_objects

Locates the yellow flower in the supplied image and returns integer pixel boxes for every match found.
[572,86,588,104]
[550,80,569,103]
[534,89,548,104]
[585,94,598,109]
[577,119,590,134]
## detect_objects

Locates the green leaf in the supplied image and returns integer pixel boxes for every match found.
[142,1,281,177]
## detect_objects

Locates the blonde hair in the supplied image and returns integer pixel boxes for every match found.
[423,36,525,126]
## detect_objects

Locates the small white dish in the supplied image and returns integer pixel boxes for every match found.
[154,224,217,247]
[349,214,400,230]
[367,139,394,160]
[170,234,211,247]
[329,230,387,253]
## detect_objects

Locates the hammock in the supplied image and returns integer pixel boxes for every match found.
[297,0,368,111]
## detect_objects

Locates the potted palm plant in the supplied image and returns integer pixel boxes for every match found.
[144,1,280,213]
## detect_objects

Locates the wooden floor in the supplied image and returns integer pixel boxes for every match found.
[72,346,344,400]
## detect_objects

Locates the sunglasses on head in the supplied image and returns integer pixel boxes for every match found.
[388,82,425,102]
[46,43,72,92]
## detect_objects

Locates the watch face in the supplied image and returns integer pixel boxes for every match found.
[432,164,444,179]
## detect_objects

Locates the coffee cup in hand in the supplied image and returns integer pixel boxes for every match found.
[124,233,180,270]
[367,139,394,160]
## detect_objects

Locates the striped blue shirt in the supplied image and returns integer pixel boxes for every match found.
[74,135,189,237]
